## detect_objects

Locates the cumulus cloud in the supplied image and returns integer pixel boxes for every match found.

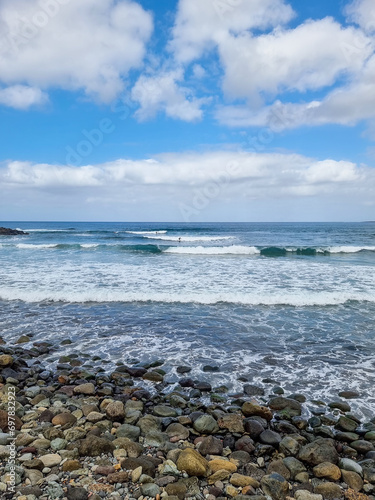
[0,0,153,103]
[170,0,294,63]
[346,0,375,33]
[0,85,48,109]
[131,69,208,122]
[2,152,374,220]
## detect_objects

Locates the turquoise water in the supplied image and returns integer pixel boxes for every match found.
[0,222,375,417]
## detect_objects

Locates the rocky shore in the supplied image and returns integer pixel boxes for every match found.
[0,337,374,500]
[0,227,29,236]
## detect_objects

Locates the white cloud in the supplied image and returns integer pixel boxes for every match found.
[170,0,294,63]
[218,18,372,100]
[0,0,153,102]
[131,69,208,122]
[346,0,375,33]
[2,152,374,221]
[0,85,47,109]
[217,55,375,129]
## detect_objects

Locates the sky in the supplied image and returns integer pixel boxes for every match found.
[1,0,375,222]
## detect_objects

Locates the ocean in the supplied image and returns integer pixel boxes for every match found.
[0,221,374,418]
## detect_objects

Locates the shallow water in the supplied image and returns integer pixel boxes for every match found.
[1,221,374,418]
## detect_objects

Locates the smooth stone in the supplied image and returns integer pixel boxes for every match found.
[313,482,343,499]
[341,470,363,491]
[351,440,374,454]
[339,458,363,475]
[40,454,62,467]
[199,436,223,456]
[295,491,323,500]
[176,448,209,477]
[243,385,265,396]
[260,473,289,500]
[116,424,141,440]
[141,483,160,498]
[313,462,341,481]
[73,383,95,395]
[260,430,282,446]
[279,436,300,456]
[242,403,273,421]
[193,415,219,434]
[78,436,115,457]
[209,459,237,473]
[283,457,307,479]
[153,406,178,418]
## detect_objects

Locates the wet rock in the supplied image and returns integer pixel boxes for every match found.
[339,391,360,399]
[351,440,374,454]
[73,383,95,395]
[298,438,339,465]
[260,430,282,446]
[105,401,125,420]
[244,385,265,396]
[166,422,189,441]
[260,473,290,500]
[242,403,273,421]
[279,436,300,456]
[339,458,363,475]
[244,418,264,438]
[283,457,307,479]
[337,416,358,432]
[235,436,255,453]
[218,413,244,433]
[0,355,14,367]
[153,405,178,418]
[328,401,351,412]
[193,414,219,434]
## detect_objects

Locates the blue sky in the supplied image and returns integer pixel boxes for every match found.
[1,0,375,221]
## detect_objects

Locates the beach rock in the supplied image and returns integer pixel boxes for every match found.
[52,412,77,428]
[298,438,339,465]
[218,413,244,433]
[283,457,307,478]
[339,391,360,399]
[337,416,358,432]
[165,481,188,499]
[0,410,22,432]
[153,405,178,418]
[0,355,13,367]
[141,483,160,498]
[279,436,300,456]
[193,414,219,434]
[66,486,89,500]
[73,383,95,395]
[62,460,81,472]
[244,384,265,396]
[242,403,273,421]
[40,453,62,467]
[260,430,282,446]
[341,470,363,491]
[328,401,351,412]
[0,227,28,235]
[339,458,363,475]
[107,470,129,483]
[295,491,323,500]
[78,436,115,456]
[268,397,302,416]
[209,459,237,473]
[46,481,64,499]
[166,422,189,441]
[267,460,291,480]
[105,400,125,420]
[199,436,224,456]
[351,440,374,454]
[314,482,343,499]
[230,473,260,488]
[235,436,255,453]
[121,457,156,477]
[260,473,290,500]
[176,448,209,477]
[313,462,341,481]
[116,423,141,440]
[244,418,264,438]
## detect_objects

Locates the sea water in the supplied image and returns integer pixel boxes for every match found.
[0,222,374,417]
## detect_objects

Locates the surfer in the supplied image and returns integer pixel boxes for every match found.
[178,237,181,243]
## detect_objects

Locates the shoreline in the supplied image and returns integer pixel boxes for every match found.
[0,342,374,500]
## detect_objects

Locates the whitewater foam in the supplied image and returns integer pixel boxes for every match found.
[145,235,233,242]
[164,245,259,255]
[126,230,167,235]
[15,243,59,249]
